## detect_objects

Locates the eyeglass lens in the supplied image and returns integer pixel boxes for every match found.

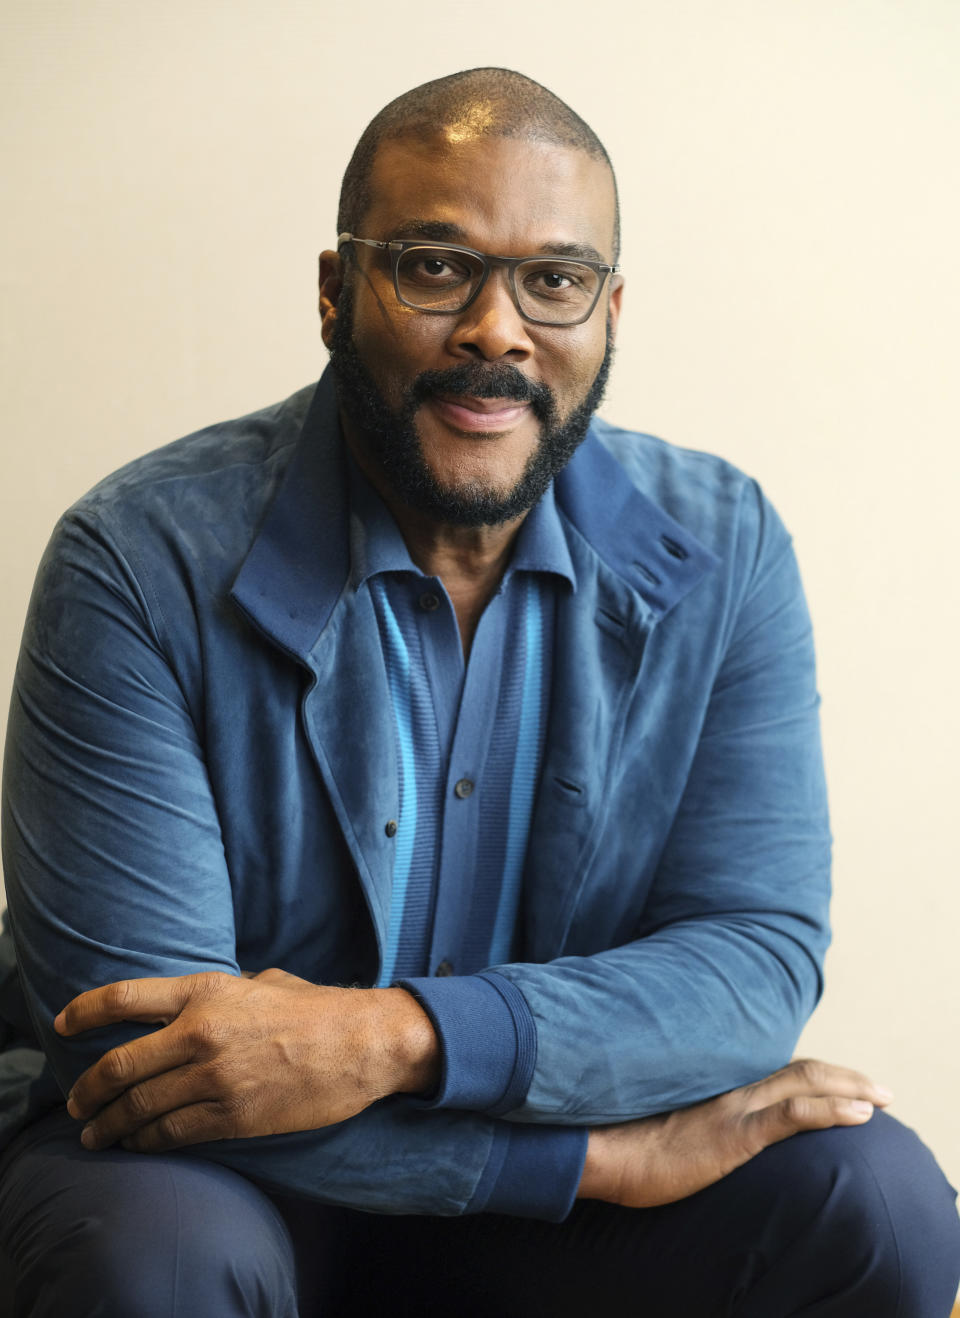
[394,246,602,324]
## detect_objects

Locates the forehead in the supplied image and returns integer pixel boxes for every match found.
[362,132,617,261]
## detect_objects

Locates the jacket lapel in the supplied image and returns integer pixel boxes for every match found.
[300,595,398,954]
[230,373,398,959]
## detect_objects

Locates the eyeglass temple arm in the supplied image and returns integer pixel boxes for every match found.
[338,233,389,252]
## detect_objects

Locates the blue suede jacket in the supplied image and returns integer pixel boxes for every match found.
[1,370,831,1216]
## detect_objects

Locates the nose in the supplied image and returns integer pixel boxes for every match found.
[445,269,534,363]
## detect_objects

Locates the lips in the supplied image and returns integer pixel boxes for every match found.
[429,394,532,433]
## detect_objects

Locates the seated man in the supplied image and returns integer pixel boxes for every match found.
[1,66,957,1317]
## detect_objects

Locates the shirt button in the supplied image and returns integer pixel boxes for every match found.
[454,778,474,799]
[435,960,454,977]
[419,592,440,612]
[384,819,398,838]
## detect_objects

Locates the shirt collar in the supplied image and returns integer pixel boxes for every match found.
[347,455,576,592]
[507,480,576,589]
[348,455,419,587]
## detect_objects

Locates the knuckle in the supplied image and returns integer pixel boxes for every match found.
[790,1058,824,1089]
[107,980,136,1014]
[184,973,209,1002]
[197,971,234,1001]
[782,1094,814,1126]
[191,1015,225,1053]
[103,1044,135,1086]
[120,1083,152,1122]
[156,1110,189,1145]
[181,973,213,1006]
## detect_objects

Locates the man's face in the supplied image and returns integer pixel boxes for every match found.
[321,132,622,527]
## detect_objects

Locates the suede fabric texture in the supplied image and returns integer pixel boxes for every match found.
[1,370,830,1214]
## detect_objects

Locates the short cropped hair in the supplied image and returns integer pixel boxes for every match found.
[336,67,620,261]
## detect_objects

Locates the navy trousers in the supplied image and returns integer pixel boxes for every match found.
[1,1106,957,1317]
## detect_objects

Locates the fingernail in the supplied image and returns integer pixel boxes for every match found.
[80,1126,96,1149]
[873,1085,894,1102]
[66,1095,78,1118]
[849,1100,874,1118]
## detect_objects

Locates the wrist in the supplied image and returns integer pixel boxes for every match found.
[577,1129,617,1202]
[370,986,441,1098]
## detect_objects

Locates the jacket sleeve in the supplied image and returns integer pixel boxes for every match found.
[1,511,581,1217]
[486,481,832,1123]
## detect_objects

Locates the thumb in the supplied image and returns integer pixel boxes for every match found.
[746,1095,874,1151]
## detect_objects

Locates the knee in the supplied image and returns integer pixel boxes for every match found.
[764,1110,960,1314]
[2,1138,299,1318]
[83,1179,298,1318]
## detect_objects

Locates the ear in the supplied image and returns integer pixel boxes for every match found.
[606,274,624,341]
[318,250,344,348]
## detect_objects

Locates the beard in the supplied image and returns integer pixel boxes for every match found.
[327,283,614,527]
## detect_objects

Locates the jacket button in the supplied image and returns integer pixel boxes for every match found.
[434,960,454,976]
[419,592,440,612]
[454,778,474,799]
[384,819,398,837]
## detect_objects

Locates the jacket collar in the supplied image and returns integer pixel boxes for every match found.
[555,436,719,619]
[230,372,351,659]
[231,369,718,660]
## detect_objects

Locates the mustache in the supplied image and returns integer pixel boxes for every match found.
[410,363,554,421]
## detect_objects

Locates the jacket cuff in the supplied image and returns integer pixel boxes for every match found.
[397,970,536,1116]
[468,1122,588,1221]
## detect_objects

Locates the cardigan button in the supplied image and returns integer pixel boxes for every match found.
[454,778,474,799]
[384,819,398,838]
[419,592,440,612]
[434,960,454,977]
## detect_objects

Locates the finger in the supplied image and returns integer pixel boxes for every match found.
[117,1099,246,1154]
[55,977,195,1036]
[744,1058,893,1108]
[746,1093,876,1152]
[78,1065,213,1151]
[67,1022,196,1121]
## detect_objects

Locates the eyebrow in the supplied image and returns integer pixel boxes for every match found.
[387,218,609,265]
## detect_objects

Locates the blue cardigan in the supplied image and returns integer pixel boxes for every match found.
[1,370,830,1216]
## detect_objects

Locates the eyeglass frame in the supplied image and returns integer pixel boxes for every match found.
[337,232,621,327]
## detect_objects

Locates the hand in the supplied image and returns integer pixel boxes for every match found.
[578,1058,892,1208]
[55,969,439,1153]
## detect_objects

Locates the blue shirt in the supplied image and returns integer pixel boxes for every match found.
[350,464,587,1212]
[350,461,574,984]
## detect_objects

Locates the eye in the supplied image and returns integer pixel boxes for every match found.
[537,269,576,291]
[397,248,474,287]
[521,262,596,302]
[419,257,457,279]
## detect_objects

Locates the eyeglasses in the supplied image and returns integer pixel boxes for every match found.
[338,233,620,327]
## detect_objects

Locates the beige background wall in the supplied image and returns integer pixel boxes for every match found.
[3,0,958,1207]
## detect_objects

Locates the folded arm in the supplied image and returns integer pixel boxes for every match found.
[2,511,534,1216]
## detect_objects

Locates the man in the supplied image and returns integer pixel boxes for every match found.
[0,67,957,1316]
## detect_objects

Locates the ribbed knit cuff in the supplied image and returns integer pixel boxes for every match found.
[397,971,537,1116]
[468,1122,588,1221]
